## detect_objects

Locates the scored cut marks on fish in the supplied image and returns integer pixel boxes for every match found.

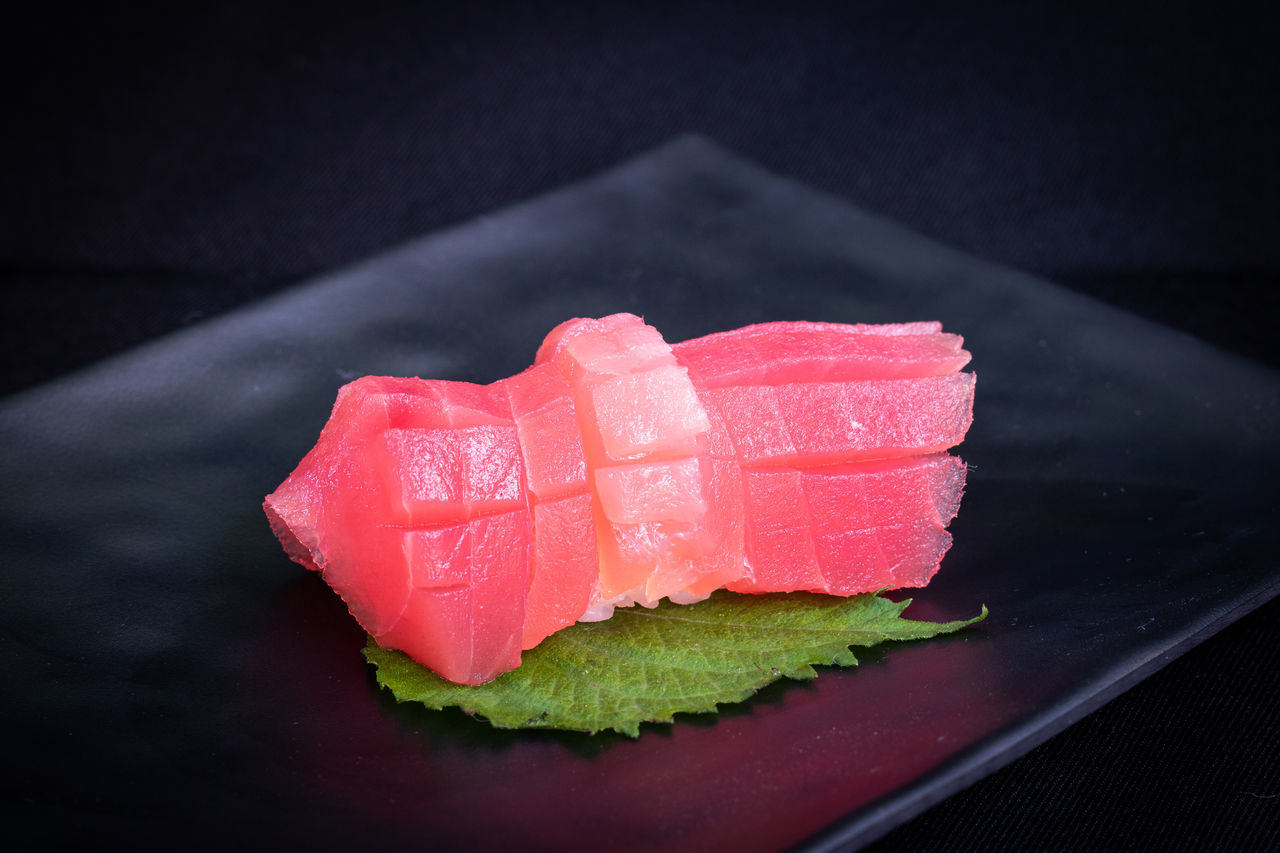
[264,314,975,685]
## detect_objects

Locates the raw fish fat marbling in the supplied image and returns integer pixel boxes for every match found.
[264,315,974,684]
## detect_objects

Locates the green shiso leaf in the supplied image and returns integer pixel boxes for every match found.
[364,590,986,737]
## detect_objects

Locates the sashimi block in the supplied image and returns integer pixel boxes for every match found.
[265,374,534,684]
[503,363,589,501]
[265,471,412,632]
[804,454,965,592]
[502,362,599,649]
[853,517,956,589]
[590,365,711,461]
[588,493,717,605]
[265,377,436,635]
[377,428,463,516]
[266,312,973,686]
[779,374,975,464]
[677,399,746,598]
[545,314,733,610]
[375,425,526,523]
[594,458,707,524]
[702,373,975,467]
[523,493,598,649]
[696,386,796,466]
[732,467,826,593]
[673,320,970,388]
[729,454,965,596]
[378,509,531,685]
[401,526,470,590]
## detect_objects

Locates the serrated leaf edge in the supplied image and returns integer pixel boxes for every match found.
[364,596,987,737]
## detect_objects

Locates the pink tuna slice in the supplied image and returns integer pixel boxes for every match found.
[264,314,975,685]
[728,453,966,595]
[699,373,975,468]
[542,315,739,611]
[671,320,970,387]
[501,361,598,649]
[265,377,533,685]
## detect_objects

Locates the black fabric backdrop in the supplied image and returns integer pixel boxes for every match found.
[3,3,1277,849]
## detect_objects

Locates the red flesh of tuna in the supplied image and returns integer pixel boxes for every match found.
[264,315,974,685]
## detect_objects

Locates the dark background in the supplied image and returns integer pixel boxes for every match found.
[3,3,1277,849]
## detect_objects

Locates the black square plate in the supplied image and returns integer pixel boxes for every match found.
[4,137,1277,850]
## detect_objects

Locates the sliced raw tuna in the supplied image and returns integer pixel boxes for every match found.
[544,314,738,613]
[265,313,974,685]
[700,373,975,467]
[376,508,530,684]
[522,492,598,649]
[675,395,746,599]
[503,361,589,501]
[672,320,970,388]
[501,362,599,649]
[266,376,532,685]
[728,453,966,595]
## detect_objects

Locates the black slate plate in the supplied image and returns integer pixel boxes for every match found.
[3,137,1278,850]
